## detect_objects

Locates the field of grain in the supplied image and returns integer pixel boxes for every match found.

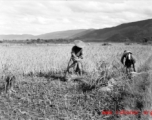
[0,43,152,120]
[0,43,151,75]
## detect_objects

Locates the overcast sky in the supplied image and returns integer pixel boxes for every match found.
[0,0,152,35]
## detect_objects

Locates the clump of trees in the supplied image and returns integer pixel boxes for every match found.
[102,42,111,46]
[0,38,75,44]
[142,36,152,44]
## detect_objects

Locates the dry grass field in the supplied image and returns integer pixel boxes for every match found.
[0,43,152,120]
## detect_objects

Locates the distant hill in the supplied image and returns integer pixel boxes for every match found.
[0,34,35,40]
[77,19,152,42]
[36,29,94,39]
[0,29,94,40]
[0,19,152,43]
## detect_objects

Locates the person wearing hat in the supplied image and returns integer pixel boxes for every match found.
[65,40,85,76]
[121,50,136,73]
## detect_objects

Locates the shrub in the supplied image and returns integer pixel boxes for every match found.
[102,42,111,46]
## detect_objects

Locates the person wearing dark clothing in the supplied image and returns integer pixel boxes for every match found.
[71,45,83,59]
[121,50,136,73]
[65,40,85,77]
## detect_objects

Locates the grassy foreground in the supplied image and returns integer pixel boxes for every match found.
[0,43,152,120]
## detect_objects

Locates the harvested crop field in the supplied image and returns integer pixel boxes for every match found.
[0,43,152,120]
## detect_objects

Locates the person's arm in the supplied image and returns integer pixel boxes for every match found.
[71,51,77,58]
[79,49,83,59]
[121,54,125,64]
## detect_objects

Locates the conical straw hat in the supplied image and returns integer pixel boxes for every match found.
[124,50,132,54]
[74,40,86,48]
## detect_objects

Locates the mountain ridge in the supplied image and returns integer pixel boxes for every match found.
[0,19,152,42]
[77,19,152,42]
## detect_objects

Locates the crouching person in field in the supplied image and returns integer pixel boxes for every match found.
[121,50,136,74]
[0,75,16,94]
[65,40,85,77]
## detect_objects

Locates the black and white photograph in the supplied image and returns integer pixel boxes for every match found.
[0,0,152,119]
